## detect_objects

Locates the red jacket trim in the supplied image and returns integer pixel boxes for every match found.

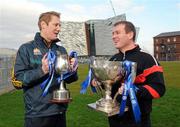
[135,65,163,84]
[143,85,160,98]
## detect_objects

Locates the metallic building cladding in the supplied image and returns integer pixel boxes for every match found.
[86,14,127,56]
[59,21,88,56]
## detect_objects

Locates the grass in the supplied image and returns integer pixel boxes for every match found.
[0,62,180,127]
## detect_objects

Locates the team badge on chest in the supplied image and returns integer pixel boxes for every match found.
[33,48,42,55]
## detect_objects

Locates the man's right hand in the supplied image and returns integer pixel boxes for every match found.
[91,78,98,87]
[42,53,49,74]
[118,83,124,95]
[91,78,116,86]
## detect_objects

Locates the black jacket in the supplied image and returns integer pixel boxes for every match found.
[110,45,165,115]
[14,33,78,118]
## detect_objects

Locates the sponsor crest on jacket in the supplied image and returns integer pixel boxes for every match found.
[33,48,42,55]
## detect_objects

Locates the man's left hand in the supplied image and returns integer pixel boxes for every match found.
[69,57,78,71]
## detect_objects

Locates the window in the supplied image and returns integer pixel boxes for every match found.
[167,38,170,42]
[156,54,158,59]
[156,46,159,51]
[173,37,176,42]
[161,39,164,43]
[156,39,158,42]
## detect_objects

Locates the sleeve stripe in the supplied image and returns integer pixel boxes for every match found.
[143,85,160,99]
[135,65,163,83]
[151,55,158,65]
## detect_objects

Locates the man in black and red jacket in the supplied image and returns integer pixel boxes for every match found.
[92,21,165,127]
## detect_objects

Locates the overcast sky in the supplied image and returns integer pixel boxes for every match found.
[0,0,180,54]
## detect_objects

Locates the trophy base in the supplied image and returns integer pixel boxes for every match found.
[50,98,72,104]
[87,102,128,116]
[52,89,70,103]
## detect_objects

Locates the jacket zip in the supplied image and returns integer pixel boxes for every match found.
[123,52,126,60]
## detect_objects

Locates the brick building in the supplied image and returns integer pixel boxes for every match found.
[154,31,180,61]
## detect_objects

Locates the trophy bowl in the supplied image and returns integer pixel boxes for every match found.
[87,57,127,116]
[50,54,72,103]
[55,54,70,74]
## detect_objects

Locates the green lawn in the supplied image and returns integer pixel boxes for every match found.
[0,62,180,127]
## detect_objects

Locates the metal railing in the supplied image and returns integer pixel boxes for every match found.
[0,56,15,92]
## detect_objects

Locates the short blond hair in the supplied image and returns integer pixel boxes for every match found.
[38,11,60,30]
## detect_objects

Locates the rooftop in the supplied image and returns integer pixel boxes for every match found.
[154,31,180,38]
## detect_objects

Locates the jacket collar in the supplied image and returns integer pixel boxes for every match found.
[119,45,141,55]
[34,32,60,49]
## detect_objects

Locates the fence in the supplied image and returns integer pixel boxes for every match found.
[0,56,15,94]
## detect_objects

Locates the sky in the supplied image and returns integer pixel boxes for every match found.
[0,0,180,54]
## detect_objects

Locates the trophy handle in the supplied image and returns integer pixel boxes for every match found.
[94,80,104,97]
[112,92,120,104]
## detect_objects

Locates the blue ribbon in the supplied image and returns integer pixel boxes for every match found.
[90,83,97,93]
[119,61,141,123]
[80,69,96,94]
[57,71,77,84]
[42,69,55,96]
[40,50,56,89]
[41,49,56,96]
[41,50,78,96]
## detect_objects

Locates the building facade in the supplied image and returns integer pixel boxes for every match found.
[59,21,88,56]
[154,31,180,61]
[58,14,127,56]
[85,14,126,56]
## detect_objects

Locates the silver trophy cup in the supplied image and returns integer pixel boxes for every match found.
[50,54,72,103]
[87,57,136,116]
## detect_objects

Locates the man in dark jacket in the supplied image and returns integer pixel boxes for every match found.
[92,21,165,127]
[109,21,166,127]
[12,11,78,127]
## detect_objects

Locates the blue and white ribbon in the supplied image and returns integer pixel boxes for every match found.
[119,61,141,123]
[80,68,97,94]
[41,49,56,96]
[80,69,92,94]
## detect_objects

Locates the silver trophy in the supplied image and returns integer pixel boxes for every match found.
[50,54,72,103]
[88,57,136,116]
